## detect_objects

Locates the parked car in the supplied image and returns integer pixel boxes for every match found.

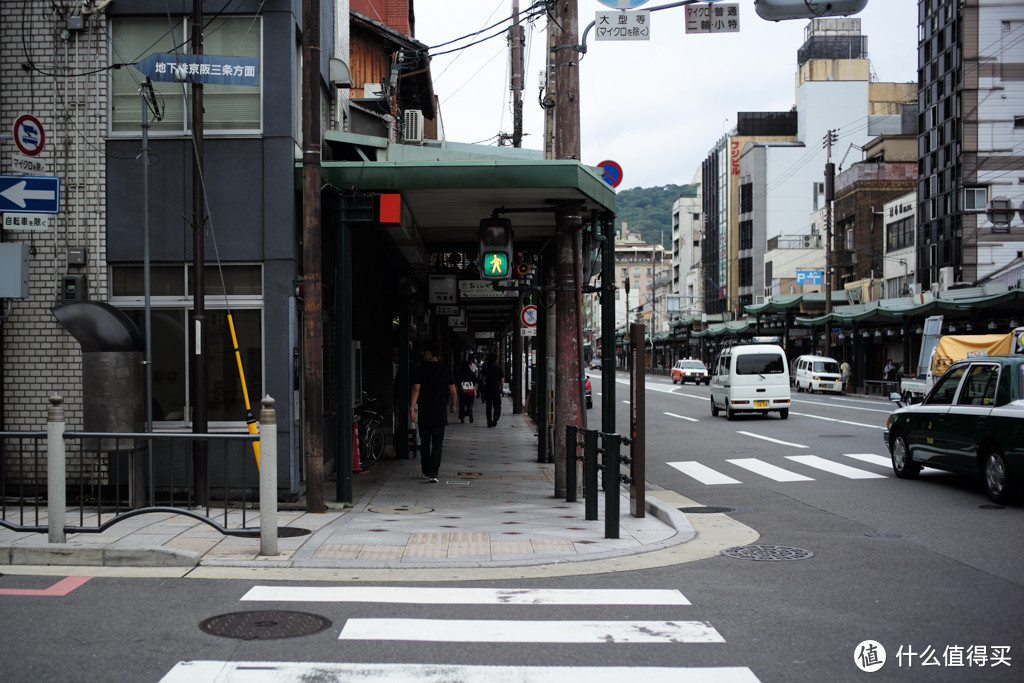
[793,354,843,393]
[883,354,1024,504]
[585,376,593,409]
[671,359,710,385]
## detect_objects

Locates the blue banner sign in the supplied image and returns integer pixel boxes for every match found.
[796,270,823,286]
[135,53,260,87]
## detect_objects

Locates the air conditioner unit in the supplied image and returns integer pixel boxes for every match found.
[403,109,424,143]
[362,82,383,98]
[802,236,812,248]
[938,266,954,290]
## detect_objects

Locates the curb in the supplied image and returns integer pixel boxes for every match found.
[0,545,199,568]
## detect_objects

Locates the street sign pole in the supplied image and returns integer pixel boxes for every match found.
[191,0,209,506]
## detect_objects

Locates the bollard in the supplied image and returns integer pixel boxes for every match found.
[604,433,621,539]
[583,428,599,521]
[46,395,66,544]
[259,395,278,556]
[565,425,578,502]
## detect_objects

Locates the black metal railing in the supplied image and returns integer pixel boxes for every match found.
[565,425,635,539]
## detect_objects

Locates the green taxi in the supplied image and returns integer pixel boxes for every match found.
[883,355,1024,504]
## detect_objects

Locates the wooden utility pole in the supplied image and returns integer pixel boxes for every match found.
[824,129,837,357]
[510,0,525,148]
[302,0,324,512]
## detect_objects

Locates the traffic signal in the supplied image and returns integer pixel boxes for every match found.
[479,217,513,280]
[754,0,868,21]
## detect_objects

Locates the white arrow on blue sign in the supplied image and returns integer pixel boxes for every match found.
[0,175,61,214]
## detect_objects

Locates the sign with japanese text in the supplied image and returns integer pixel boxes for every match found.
[459,280,518,300]
[595,11,650,41]
[2,213,50,231]
[685,3,740,34]
[435,305,458,315]
[428,274,458,304]
[135,53,260,87]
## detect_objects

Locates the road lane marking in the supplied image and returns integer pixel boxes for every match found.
[790,399,891,413]
[789,411,885,429]
[664,412,699,422]
[842,453,893,468]
[736,431,808,448]
[727,458,814,482]
[786,455,887,479]
[160,662,761,683]
[242,586,691,605]
[0,576,92,597]
[338,618,726,643]
[668,461,741,485]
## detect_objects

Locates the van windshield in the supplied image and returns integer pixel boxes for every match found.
[813,361,840,374]
[736,354,785,375]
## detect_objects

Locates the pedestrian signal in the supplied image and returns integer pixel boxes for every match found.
[479,217,513,281]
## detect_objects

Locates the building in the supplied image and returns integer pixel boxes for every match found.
[916,0,1024,287]
[670,174,703,316]
[883,192,918,298]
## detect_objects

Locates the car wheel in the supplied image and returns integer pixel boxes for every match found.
[710,397,719,417]
[586,399,593,409]
[672,377,678,384]
[704,378,710,386]
[983,448,1015,504]
[726,406,736,421]
[779,408,789,419]
[891,432,920,479]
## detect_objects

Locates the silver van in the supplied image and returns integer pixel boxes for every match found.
[710,343,792,420]
[793,354,843,393]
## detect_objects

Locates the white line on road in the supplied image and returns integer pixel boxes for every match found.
[668,461,742,485]
[664,412,699,422]
[789,411,885,429]
[338,618,726,643]
[159,662,761,683]
[736,431,809,448]
[727,458,814,482]
[786,455,887,479]
[790,398,891,413]
[842,453,893,468]
[242,586,691,605]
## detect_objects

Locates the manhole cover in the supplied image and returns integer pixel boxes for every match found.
[200,611,332,640]
[226,527,312,538]
[721,545,814,561]
[679,506,736,514]
[368,505,433,514]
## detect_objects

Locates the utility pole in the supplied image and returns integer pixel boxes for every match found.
[510,0,524,148]
[302,0,324,512]
[191,0,208,506]
[823,129,838,358]
[552,0,582,498]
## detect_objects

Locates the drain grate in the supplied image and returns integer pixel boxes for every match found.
[721,544,814,561]
[226,527,311,538]
[369,505,432,514]
[679,506,736,514]
[200,611,332,640]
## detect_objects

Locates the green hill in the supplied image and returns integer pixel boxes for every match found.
[614,184,697,249]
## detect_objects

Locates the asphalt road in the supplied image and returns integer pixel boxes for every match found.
[0,372,1021,682]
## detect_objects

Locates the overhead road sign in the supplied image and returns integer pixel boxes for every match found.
[595,11,650,41]
[686,3,740,34]
[0,175,61,214]
[134,53,260,87]
[13,114,45,157]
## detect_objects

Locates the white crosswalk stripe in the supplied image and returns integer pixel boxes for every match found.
[339,618,725,643]
[161,661,761,683]
[667,454,893,486]
[242,586,691,605]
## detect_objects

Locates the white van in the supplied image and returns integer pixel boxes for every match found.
[793,354,843,394]
[710,343,791,420]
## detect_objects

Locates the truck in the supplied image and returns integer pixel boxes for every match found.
[899,315,1024,402]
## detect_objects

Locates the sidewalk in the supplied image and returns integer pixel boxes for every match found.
[0,400,756,576]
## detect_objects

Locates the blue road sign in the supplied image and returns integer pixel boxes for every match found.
[597,0,650,7]
[796,270,823,286]
[0,175,61,214]
[134,53,260,87]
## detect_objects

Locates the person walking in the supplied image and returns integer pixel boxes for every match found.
[457,359,477,423]
[840,359,852,393]
[410,341,456,482]
[481,353,505,427]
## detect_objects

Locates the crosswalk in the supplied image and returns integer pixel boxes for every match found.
[668,453,893,486]
[161,587,760,682]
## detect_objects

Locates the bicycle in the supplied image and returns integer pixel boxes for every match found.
[355,392,386,469]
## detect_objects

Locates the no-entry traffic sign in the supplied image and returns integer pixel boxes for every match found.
[13,114,45,157]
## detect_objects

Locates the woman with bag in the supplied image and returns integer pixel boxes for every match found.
[457,359,477,423]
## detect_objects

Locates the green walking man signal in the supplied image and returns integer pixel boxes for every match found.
[479,217,513,281]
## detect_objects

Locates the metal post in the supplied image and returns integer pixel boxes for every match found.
[138,84,154,510]
[630,323,646,518]
[583,428,598,521]
[601,214,616,434]
[604,432,620,539]
[565,425,577,502]
[190,0,209,507]
[46,395,66,544]
[259,395,278,556]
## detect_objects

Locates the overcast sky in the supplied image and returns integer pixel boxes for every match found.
[412,1,919,189]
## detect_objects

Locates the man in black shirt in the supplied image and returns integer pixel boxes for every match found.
[410,341,457,482]
[481,353,505,427]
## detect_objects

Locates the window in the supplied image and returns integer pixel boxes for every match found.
[956,364,999,406]
[927,365,966,405]
[111,264,263,425]
[736,353,784,375]
[111,16,262,134]
[964,187,987,210]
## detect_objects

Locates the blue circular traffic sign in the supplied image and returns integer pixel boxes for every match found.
[598,160,623,188]
[597,0,650,8]
[13,114,45,157]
